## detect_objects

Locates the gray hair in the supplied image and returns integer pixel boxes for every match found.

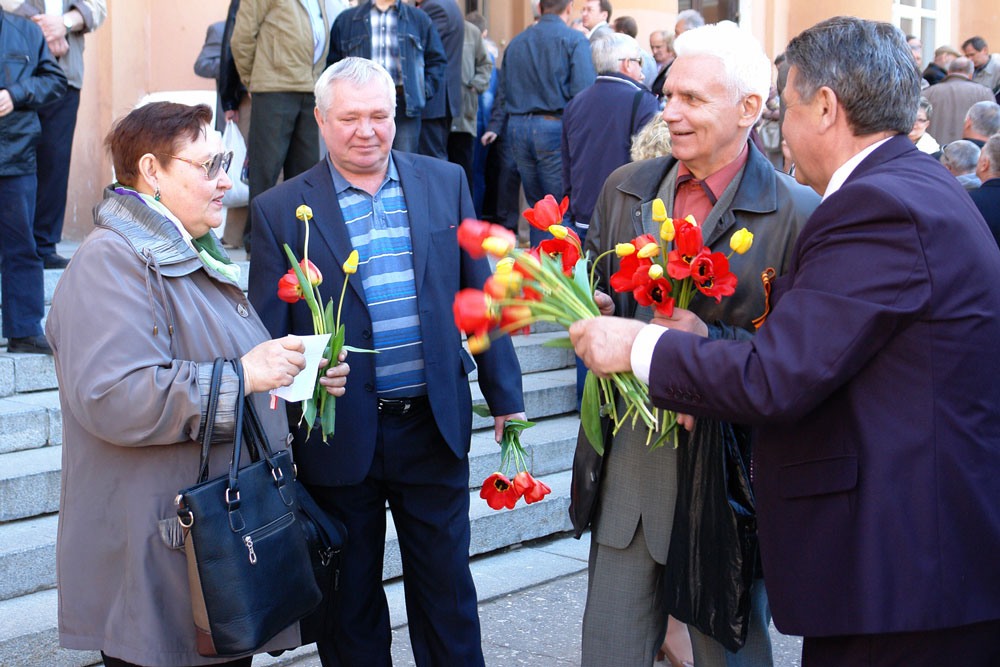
[675,9,704,31]
[941,140,981,174]
[630,115,672,161]
[591,33,642,75]
[949,57,974,76]
[967,101,1000,137]
[672,21,771,120]
[785,16,919,136]
[982,134,1000,177]
[918,97,933,122]
[315,57,397,115]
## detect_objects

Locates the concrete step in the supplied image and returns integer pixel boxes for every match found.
[0,390,61,455]
[0,531,590,667]
[0,446,62,523]
[471,367,576,431]
[0,415,581,603]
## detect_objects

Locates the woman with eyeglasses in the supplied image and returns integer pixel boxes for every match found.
[44,102,349,667]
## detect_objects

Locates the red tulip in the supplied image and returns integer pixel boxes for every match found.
[277,270,304,303]
[674,218,703,258]
[523,476,552,504]
[299,259,322,286]
[610,253,653,293]
[457,219,493,259]
[512,248,544,301]
[480,472,520,510]
[512,471,534,496]
[453,288,498,335]
[690,249,738,302]
[539,233,581,276]
[500,305,533,335]
[522,195,569,231]
[633,276,675,317]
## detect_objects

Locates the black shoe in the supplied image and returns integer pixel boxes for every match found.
[7,335,53,355]
[42,254,70,269]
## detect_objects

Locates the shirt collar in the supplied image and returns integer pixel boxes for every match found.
[676,144,749,199]
[822,137,892,202]
[586,20,608,38]
[327,153,399,194]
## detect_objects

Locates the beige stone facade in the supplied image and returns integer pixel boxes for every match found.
[60,0,1000,240]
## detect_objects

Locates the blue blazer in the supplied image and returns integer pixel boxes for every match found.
[644,135,1000,636]
[248,153,524,486]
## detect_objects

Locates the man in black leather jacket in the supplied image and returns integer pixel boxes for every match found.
[0,9,66,354]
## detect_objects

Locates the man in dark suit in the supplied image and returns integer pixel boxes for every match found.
[569,16,1000,664]
[970,132,1000,247]
[248,57,525,666]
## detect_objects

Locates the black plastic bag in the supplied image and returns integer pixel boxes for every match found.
[663,418,757,653]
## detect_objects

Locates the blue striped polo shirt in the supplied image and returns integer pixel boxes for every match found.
[328,156,427,397]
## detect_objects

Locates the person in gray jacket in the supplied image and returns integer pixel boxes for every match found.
[45,102,348,667]
[14,0,105,268]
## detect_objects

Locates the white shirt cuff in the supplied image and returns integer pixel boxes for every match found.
[630,323,669,385]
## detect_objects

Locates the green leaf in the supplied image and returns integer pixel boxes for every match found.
[342,345,379,354]
[570,256,595,305]
[324,298,336,334]
[542,336,574,348]
[472,404,492,418]
[321,393,336,440]
[581,370,604,455]
[303,397,317,431]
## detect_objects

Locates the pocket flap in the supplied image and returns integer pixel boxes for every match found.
[778,455,857,499]
[460,347,477,374]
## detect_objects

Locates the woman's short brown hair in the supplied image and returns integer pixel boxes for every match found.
[105,102,213,187]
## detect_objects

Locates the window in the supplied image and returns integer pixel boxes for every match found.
[893,0,951,69]
[677,0,739,25]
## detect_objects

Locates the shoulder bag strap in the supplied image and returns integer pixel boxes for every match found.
[196,358,227,484]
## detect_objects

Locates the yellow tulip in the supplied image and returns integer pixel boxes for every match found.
[343,249,359,274]
[548,224,569,239]
[467,333,491,354]
[296,204,313,222]
[684,214,697,226]
[637,242,661,259]
[615,242,636,257]
[651,198,667,222]
[660,218,675,242]
[729,228,754,255]
[482,235,514,257]
[648,264,664,280]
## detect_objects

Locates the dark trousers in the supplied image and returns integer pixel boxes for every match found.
[33,86,81,258]
[101,651,252,667]
[246,91,319,247]
[447,131,474,189]
[0,173,44,339]
[307,402,484,667]
[802,619,1000,666]
[393,87,421,153]
[507,113,564,246]
[417,115,450,160]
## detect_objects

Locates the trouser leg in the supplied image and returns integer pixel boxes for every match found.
[447,131,475,190]
[246,92,301,248]
[417,115,450,160]
[33,87,80,259]
[284,92,319,180]
[0,174,44,339]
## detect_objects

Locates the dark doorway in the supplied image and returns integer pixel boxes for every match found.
[678,0,740,25]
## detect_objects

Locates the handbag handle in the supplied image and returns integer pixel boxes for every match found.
[195,358,228,484]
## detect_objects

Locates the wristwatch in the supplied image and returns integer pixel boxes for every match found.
[63,14,74,33]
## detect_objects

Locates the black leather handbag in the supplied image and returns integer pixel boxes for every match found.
[176,358,339,657]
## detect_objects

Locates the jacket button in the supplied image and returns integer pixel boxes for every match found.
[362,329,372,339]
[365,382,374,392]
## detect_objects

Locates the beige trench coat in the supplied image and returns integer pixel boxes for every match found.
[46,189,299,666]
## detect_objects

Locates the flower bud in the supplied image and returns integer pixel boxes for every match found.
[342,249,359,275]
[660,218,675,242]
[651,198,667,222]
[684,214,697,226]
[482,235,514,258]
[467,333,491,354]
[300,258,323,285]
[615,242,636,257]
[729,228,754,255]
[648,264,664,280]
[549,224,570,239]
[296,204,313,222]
[637,242,660,259]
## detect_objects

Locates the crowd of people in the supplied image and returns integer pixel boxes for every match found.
[3,0,1000,666]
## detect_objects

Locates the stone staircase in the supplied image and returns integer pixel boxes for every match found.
[0,262,584,666]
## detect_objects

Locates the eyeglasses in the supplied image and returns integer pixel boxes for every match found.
[620,56,644,67]
[916,116,930,123]
[165,151,234,179]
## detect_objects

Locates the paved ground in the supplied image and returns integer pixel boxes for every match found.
[290,570,804,666]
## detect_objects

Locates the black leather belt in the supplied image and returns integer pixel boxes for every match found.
[377,395,429,416]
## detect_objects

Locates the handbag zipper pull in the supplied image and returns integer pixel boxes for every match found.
[244,535,257,564]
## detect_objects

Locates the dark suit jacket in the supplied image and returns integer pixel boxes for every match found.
[643,135,1000,636]
[969,177,1000,248]
[248,153,524,486]
[419,0,463,120]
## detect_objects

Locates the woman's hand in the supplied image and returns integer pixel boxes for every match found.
[241,335,306,393]
[317,349,350,397]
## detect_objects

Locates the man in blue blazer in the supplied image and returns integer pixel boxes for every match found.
[248,57,524,666]
[569,17,1000,664]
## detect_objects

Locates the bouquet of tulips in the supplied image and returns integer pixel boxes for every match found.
[476,410,551,510]
[452,195,658,455]
[276,204,370,441]
[601,198,753,448]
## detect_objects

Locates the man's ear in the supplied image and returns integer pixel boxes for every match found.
[814,86,839,134]
[738,94,763,128]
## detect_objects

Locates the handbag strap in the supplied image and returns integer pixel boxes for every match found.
[196,358,228,484]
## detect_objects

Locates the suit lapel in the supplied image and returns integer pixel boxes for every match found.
[302,161,366,305]
[393,151,431,293]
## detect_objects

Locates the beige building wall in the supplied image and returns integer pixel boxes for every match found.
[61,0,1000,241]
